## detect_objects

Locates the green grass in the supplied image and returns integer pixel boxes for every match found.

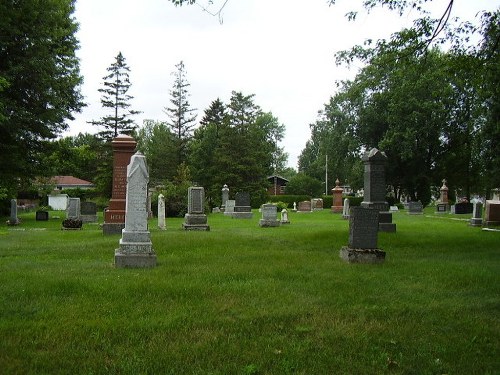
[0,209,499,374]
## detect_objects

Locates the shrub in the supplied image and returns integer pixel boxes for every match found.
[267,195,311,208]
[62,218,82,229]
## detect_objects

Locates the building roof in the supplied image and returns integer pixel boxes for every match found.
[267,175,289,183]
[51,176,94,187]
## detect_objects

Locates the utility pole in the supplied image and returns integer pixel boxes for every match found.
[325,154,328,195]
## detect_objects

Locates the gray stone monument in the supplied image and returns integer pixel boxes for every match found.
[183,187,210,231]
[360,148,396,232]
[342,198,350,220]
[232,192,253,219]
[66,198,81,220]
[340,207,385,264]
[158,194,166,230]
[224,200,235,216]
[469,201,483,227]
[115,152,156,268]
[80,201,98,223]
[408,201,423,215]
[221,184,229,211]
[259,204,280,227]
[9,199,19,225]
[280,208,290,224]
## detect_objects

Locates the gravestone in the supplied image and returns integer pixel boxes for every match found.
[9,199,19,225]
[297,200,312,212]
[408,201,423,215]
[232,192,253,219]
[331,179,344,213]
[259,204,280,227]
[340,207,385,264]
[312,198,323,211]
[342,198,350,220]
[360,148,396,232]
[103,134,137,235]
[183,186,210,230]
[436,179,449,213]
[115,152,156,268]
[292,202,297,212]
[484,200,500,227]
[66,198,81,220]
[455,202,473,214]
[224,200,235,216]
[280,209,290,224]
[469,201,483,227]
[80,201,98,223]
[48,194,68,211]
[221,184,229,211]
[158,194,166,230]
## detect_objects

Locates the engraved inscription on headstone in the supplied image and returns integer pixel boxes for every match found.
[183,186,209,230]
[66,198,81,220]
[259,203,280,227]
[348,207,379,249]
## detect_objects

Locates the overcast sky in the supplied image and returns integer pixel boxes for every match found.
[68,0,499,168]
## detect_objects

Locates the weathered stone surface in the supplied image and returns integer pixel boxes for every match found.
[66,198,81,220]
[379,211,396,232]
[361,148,388,212]
[469,201,483,227]
[408,201,423,215]
[259,204,280,227]
[9,199,19,225]
[224,200,235,216]
[297,200,312,212]
[158,194,166,230]
[233,192,253,219]
[80,201,97,223]
[183,187,209,230]
[348,207,379,249]
[280,209,290,224]
[312,198,323,211]
[339,246,386,264]
[221,184,229,209]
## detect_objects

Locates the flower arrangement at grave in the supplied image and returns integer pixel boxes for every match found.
[62,218,83,229]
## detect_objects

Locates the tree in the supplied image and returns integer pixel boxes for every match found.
[0,0,84,193]
[164,60,197,167]
[285,173,323,197]
[90,52,141,141]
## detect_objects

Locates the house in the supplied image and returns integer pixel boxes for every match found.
[51,176,95,190]
[267,175,289,195]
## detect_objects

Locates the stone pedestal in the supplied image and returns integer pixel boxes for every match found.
[331,179,343,213]
[232,192,253,219]
[378,211,396,232]
[115,152,156,268]
[469,202,483,227]
[104,135,137,235]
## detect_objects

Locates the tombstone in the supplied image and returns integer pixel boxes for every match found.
[80,201,98,223]
[455,202,473,214]
[492,189,500,201]
[469,202,483,227]
[183,187,210,230]
[292,202,297,212]
[103,134,137,235]
[9,199,20,225]
[408,201,423,215]
[450,205,456,214]
[280,209,290,224]
[66,198,81,220]
[342,198,350,220]
[331,179,344,213]
[115,152,156,268]
[484,200,500,227]
[258,204,280,227]
[340,207,385,264]
[297,200,312,212]
[436,179,449,213]
[389,206,399,212]
[48,194,69,210]
[147,188,154,218]
[224,200,236,216]
[158,194,166,230]
[212,207,221,213]
[360,148,396,232]
[232,192,253,219]
[221,184,229,211]
[311,198,323,211]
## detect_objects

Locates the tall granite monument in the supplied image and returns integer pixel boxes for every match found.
[103,134,137,235]
[115,152,156,268]
[183,186,210,230]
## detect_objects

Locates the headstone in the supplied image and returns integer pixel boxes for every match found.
[469,201,483,227]
[312,198,323,211]
[147,188,154,218]
[103,134,137,235]
[48,194,68,210]
[297,200,312,212]
[450,205,456,214]
[292,202,297,212]
[80,201,98,223]
[455,202,473,214]
[221,184,229,211]
[232,192,253,219]
[436,179,449,213]
[492,189,500,201]
[183,186,210,230]
[9,199,19,225]
[66,198,81,220]
[408,201,423,215]
[331,179,343,213]
[212,207,221,213]
[484,200,500,227]
[360,148,396,232]
[259,204,280,227]
[115,152,156,268]
[342,198,350,220]
[280,209,290,224]
[158,194,166,230]
[389,206,399,212]
[224,200,236,216]
[340,207,385,264]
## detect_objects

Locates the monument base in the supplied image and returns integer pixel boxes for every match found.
[484,220,500,227]
[182,223,210,231]
[81,215,98,223]
[259,219,280,227]
[469,218,483,227]
[379,223,396,232]
[232,212,253,219]
[115,250,157,268]
[339,246,386,264]
[331,206,343,213]
[102,222,125,235]
[280,220,290,224]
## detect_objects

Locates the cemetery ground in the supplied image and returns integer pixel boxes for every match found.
[0,209,498,374]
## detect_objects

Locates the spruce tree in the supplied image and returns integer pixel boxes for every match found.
[90,52,141,140]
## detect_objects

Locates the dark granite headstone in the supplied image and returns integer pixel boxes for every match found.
[454,202,473,214]
[183,186,209,230]
[233,191,253,218]
[80,201,98,223]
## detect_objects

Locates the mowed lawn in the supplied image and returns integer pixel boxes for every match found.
[0,208,499,374]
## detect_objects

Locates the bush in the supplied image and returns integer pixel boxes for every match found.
[267,195,311,208]
[62,218,82,229]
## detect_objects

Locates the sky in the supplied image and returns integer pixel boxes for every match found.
[68,0,499,168]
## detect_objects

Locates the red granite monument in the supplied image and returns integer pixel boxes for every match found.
[331,178,344,213]
[103,134,137,235]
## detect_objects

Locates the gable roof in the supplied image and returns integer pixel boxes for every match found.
[267,175,289,183]
[51,176,94,187]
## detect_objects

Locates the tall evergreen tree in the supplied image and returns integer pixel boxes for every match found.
[164,60,197,166]
[90,52,141,140]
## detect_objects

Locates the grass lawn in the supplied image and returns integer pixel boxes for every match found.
[0,208,499,374]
